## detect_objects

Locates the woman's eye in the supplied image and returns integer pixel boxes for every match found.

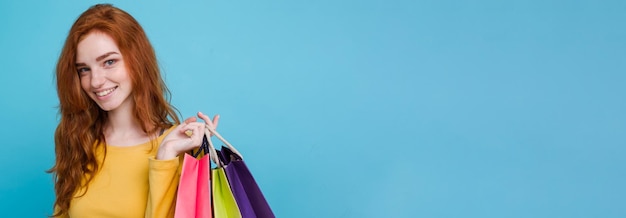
[104,59,116,66]
[77,67,90,75]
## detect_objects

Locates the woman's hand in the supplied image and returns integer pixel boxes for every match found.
[156,112,220,160]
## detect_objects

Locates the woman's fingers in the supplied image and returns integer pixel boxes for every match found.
[179,116,198,135]
[157,121,205,160]
[197,112,211,126]
[180,122,205,138]
[189,123,205,146]
[212,114,220,129]
[198,112,219,130]
[183,116,197,124]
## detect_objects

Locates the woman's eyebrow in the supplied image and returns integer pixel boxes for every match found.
[75,51,119,66]
[96,51,119,62]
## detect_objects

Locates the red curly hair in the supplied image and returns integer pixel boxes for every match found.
[48,4,180,216]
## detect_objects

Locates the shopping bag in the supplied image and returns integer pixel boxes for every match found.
[212,166,243,218]
[205,128,242,218]
[174,138,212,218]
[207,127,275,218]
[220,147,275,218]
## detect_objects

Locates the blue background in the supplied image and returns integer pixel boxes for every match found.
[1,0,625,217]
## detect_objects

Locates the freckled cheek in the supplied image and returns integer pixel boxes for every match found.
[118,68,132,87]
[79,77,91,94]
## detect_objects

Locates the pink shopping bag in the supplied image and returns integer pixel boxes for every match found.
[174,153,212,218]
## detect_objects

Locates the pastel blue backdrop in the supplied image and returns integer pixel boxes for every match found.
[0,0,624,217]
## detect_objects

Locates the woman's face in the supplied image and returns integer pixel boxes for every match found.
[76,31,133,112]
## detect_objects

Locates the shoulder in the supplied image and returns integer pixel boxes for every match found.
[154,125,178,144]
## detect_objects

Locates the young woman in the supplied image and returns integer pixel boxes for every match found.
[49,4,217,217]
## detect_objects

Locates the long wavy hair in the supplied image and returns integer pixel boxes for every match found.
[48,4,180,217]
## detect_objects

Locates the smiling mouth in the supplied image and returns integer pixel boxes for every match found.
[95,87,117,97]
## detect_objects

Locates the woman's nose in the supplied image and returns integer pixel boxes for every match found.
[90,68,106,88]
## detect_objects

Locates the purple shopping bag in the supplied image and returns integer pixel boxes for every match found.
[208,128,275,218]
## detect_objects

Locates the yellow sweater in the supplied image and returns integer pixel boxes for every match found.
[61,127,181,218]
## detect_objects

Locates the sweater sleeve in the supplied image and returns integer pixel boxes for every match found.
[145,156,182,218]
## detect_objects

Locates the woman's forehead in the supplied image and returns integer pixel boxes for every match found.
[76,31,121,64]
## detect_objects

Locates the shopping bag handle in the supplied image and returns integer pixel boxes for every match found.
[203,126,244,167]
[203,128,221,167]
[192,135,210,158]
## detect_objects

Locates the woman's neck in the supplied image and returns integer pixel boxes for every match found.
[104,105,151,146]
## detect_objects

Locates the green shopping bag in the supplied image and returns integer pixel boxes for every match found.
[205,128,242,218]
[212,168,241,218]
